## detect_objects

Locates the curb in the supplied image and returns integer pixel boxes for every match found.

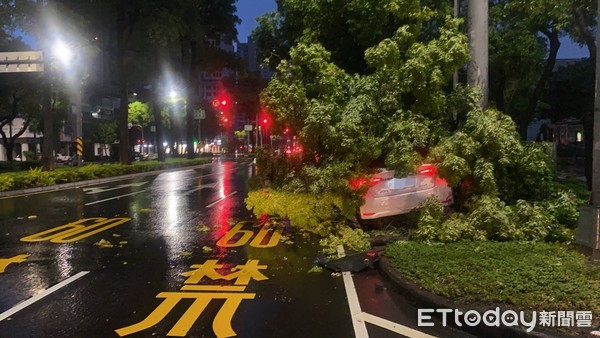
[378,256,570,338]
[0,162,216,198]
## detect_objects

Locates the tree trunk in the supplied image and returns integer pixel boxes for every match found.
[40,22,55,169]
[117,52,131,164]
[152,82,166,162]
[116,4,131,165]
[467,0,489,109]
[186,39,197,160]
[520,29,561,138]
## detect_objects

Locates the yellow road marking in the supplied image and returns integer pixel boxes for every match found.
[21,218,131,243]
[0,254,29,273]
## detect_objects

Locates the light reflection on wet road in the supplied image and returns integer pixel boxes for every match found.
[0,158,470,338]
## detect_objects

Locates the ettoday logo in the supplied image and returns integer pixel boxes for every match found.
[418,308,593,332]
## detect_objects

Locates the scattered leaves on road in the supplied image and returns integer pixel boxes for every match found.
[140,208,154,213]
[94,239,114,248]
[112,234,121,238]
[202,246,213,253]
[308,266,323,273]
[27,215,37,220]
[180,251,192,256]
[196,224,210,232]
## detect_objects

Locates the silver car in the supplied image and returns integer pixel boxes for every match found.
[358,164,453,220]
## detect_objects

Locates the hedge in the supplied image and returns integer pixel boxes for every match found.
[0,158,212,192]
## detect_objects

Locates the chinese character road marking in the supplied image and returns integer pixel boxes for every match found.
[115,292,255,337]
[217,222,282,248]
[21,218,131,243]
[0,254,29,273]
[181,260,268,285]
[117,260,269,337]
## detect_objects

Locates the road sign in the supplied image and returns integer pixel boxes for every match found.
[244,124,253,131]
[194,109,206,120]
[76,137,83,156]
[0,51,44,73]
[150,125,156,132]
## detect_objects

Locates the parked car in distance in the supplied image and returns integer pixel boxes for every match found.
[132,152,149,161]
[56,153,72,163]
[356,164,453,220]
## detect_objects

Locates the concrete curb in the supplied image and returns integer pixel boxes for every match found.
[0,162,215,198]
[378,256,570,338]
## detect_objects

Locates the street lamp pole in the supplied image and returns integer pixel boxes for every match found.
[41,51,56,171]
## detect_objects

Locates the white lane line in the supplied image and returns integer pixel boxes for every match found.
[0,271,89,321]
[338,245,370,338]
[357,312,436,338]
[84,190,146,206]
[182,183,218,196]
[205,191,238,208]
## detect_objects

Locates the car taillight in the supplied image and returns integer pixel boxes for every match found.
[418,164,437,176]
[370,177,382,186]
[349,177,383,189]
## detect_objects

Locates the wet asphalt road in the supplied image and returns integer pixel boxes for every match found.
[0,158,471,338]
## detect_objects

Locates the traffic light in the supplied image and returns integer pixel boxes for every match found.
[221,99,228,106]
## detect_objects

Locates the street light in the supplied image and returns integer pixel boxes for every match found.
[50,39,91,167]
[52,41,74,65]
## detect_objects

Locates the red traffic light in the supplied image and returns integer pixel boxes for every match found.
[263,119,268,124]
[221,100,228,106]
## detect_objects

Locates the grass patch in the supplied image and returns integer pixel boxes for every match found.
[555,177,590,205]
[386,241,600,313]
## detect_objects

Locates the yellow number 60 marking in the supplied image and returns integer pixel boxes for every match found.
[21,218,131,243]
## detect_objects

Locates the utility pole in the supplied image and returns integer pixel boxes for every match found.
[467,0,488,109]
[577,0,600,259]
[41,52,56,171]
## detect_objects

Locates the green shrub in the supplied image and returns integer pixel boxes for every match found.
[52,170,79,184]
[0,158,212,191]
[320,227,371,256]
[0,175,14,191]
[21,168,55,188]
[411,193,577,243]
[467,195,519,241]
[245,190,357,235]
[411,197,486,242]
[429,109,555,206]
[543,190,579,229]
[23,151,37,162]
